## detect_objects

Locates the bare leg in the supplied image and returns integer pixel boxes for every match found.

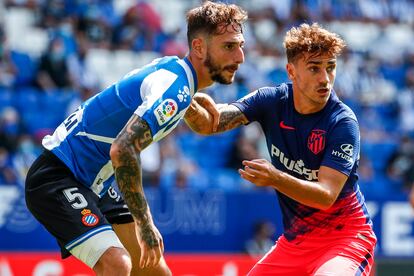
[113,222,172,276]
[93,247,132,276]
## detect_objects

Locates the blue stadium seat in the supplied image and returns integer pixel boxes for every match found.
[208,168,240,191]
[362,142,397,172]
[14,88,42,113]
[11,51,37,88]
[0,88,13,110]
[39,89,76,123]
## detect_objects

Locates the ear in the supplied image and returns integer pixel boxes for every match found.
[191,37,206,59]
[286,63,295,80]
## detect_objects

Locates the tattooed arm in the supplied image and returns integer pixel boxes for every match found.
[184,93,220,135]
[185,93,249,134]
[110,114,163,268]
[216,104,249,133]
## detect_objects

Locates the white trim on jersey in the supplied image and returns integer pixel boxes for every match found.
[42,124,67,150]
[153,107,188,142]
[76,132,115,144]
[91,161,114,196]
[177,59,196,96]
[135,69,178,117]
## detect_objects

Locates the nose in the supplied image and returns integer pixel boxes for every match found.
[319,69,330,86]
[234,45,245,64]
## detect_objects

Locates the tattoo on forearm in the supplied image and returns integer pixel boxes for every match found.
[113,115,158,247]
[217,106,248,132]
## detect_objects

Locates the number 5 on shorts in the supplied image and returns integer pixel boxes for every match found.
[63,188,88,209]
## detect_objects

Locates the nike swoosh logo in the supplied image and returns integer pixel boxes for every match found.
[279,121,295,130]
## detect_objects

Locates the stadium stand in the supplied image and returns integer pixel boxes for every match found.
[1,0,414,275]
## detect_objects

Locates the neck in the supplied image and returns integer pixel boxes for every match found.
[292,84,326,114]
[187,52,213,91]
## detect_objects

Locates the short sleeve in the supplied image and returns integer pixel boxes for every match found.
[231,87,276,123]
[321,118,360,176]
[136,70,191,139]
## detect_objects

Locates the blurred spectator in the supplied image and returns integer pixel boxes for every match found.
[77,8,112,49]
[113,1,167,52]
[386,135,414,190]
[67,36,100,91]
[245,220,275,257]
[0,107,21,152]
[409,183,414,209]
[397,67,414,133]
[0,26,17,88]
[228,123,268,170]
[36,37,72,91]
[12,134,41,185]
[159,135,203,190]
[228,134,260,170]
[0,147,18,185]
[358,154,375,183]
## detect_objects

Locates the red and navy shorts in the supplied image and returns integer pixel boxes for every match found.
[248,233,376,276]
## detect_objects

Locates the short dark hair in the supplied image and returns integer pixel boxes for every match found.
[186,1,247,48]
[284,23,346,63]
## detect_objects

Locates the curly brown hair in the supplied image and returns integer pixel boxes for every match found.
[284,23,346,63]
[186,1,248,48]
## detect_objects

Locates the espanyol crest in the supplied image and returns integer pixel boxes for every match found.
[81,209,99,227]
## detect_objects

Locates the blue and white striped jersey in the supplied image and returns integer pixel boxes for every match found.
[42,56,198,197]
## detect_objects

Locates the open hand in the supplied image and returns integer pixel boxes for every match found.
[137,222,164,268]
[239,159,279,187]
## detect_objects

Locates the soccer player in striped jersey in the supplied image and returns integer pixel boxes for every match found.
[25,2,246,275]
[186,23,377,275]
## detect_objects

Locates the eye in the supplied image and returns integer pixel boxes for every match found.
[309,66,319,73]
[327,66,336,73]
[224,44,235,50]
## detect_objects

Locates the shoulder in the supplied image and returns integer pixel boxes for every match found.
[329,92,358,124]
[239,82,290,104]
[325,96,359,142]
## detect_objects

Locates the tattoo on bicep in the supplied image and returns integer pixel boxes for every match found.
[126,115,153,152]
[217,106,248,132]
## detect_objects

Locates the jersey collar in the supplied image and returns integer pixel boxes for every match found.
[182,56,198,94]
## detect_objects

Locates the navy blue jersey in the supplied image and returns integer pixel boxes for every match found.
[43,56,197,197]
[233,83,374,242]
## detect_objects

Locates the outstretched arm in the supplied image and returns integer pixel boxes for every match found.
[184,93,249,135]
[110,114,163,268]
[239,160,347,210]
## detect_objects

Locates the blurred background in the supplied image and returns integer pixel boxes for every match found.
[0,0,413,275]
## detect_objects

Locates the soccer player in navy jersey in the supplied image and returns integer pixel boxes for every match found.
[24,2,246,275]
[186,23,377,275]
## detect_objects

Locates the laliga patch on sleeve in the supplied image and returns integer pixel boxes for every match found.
[154,99,178,126]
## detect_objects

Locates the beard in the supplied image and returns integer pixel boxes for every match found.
[204,51,235,85]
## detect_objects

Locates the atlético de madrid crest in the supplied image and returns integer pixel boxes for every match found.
[307,129,326,155]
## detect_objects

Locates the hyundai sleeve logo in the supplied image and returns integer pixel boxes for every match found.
[340,144,354,156]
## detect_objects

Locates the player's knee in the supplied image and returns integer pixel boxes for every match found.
[130,258,172,276]
[94,247,132,276]
[159,259,173,276]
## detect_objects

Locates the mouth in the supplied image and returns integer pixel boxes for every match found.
[317,87,330,94]
[224,65,239,74]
